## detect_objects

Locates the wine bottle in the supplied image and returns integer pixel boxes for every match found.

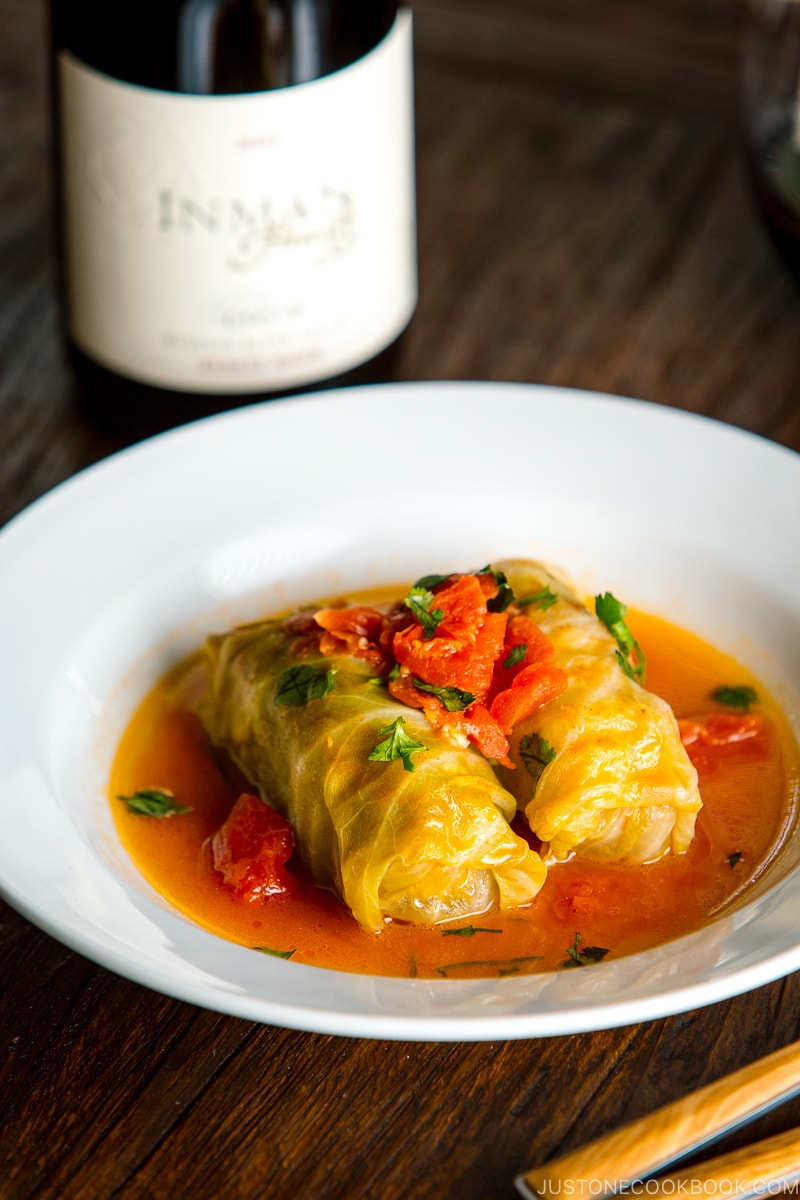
[50,0,417,437]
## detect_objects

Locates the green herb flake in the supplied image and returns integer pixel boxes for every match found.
[441,924,503,938]
[255,946,296,960]
[595,592,646,683]
[116,788,191,817]
[561,932,610,969]
[713,685,758,712]
[368,717,427,772]
[275,663,336,706]
[413,677,475,712]
[728,851,743,869]
[480,567,515,613]
[517,586,558,611]
[504,644,527,670]
[403,586,445,639]
[518,733,556,787]
[414,572,452,591]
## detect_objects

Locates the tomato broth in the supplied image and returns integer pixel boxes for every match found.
[109,609,799,978]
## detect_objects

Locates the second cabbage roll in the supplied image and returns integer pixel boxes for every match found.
[494,559,702,864]
[200,616,546,931]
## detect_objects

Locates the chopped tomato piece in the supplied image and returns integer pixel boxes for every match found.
[388,671,429,713]
[679,712,769,778]
[314,605,386,643]
[434,575,491,641]
[284,609,327,657]
[393,575,508,697]
[490,614,557,698]
[504,614,556,664]
[211,793,295,903]
[388,672,512,766]
[679,712,764,746]
[314,606,390,670]
[461,703,512,767]
[490,664,568,734]
[289,574,568,769]
[393,615,508,697]
[476,570,500,603]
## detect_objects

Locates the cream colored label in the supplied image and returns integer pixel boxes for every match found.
[58,12,416,392]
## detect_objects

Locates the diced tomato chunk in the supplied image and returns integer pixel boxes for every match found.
[489,614,557,698]
[434,575,490,640]
[476,571,500,602]
[504,614,556,664]
[388,671,513,766]
[490,664,568,734]
[211,793,295,903]
[461,703,512,767]
[679,712,764,746]
[388,671,429,713]
[393,575,508,698]
[285,572,570,770]
[679,712,769,778]
[314,606,390,670]
[314,606,386,643]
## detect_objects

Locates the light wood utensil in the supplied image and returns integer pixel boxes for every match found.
[516,1038,800,1199]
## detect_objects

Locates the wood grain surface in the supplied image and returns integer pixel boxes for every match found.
[411,0,751,113]
[2,3,800,1198]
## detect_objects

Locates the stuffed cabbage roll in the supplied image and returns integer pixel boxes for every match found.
[494,559,702,864]
[200,617,546,931]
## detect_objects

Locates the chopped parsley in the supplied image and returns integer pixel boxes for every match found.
[116,788,191,817]
[368,717,427,772]
[561,932,610,969]
[369,663,402,687]
[414,572,452,591]
[517,586,558,611]
[275,664,336,706]
[518,733,556,787]
[441,924,502,938]
[413,677,475,712]
[728,851,743,869]
[403,585,445,639]
[713,685,758,712]
[503,644,527,670]
[595,592,645,682]
[413,565,515,612]
[255,946,296,960]
[480,567,515,613]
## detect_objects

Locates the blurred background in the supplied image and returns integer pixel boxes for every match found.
[2,0,799,503]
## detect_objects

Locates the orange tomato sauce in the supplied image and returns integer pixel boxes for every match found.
[109,609,799,978]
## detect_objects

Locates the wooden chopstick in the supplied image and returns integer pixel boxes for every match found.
[646,1124,800,1197]
[516,1039,800,1200]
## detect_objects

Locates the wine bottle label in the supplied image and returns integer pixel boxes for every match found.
[58,12,416,394]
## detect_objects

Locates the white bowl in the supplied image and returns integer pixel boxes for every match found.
[0,381,799,1040]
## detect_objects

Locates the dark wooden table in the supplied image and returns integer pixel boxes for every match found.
[3,3,800,1198]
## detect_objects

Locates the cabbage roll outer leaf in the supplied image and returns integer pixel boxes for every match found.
[494,560,702,864]
[200,618,546,931]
